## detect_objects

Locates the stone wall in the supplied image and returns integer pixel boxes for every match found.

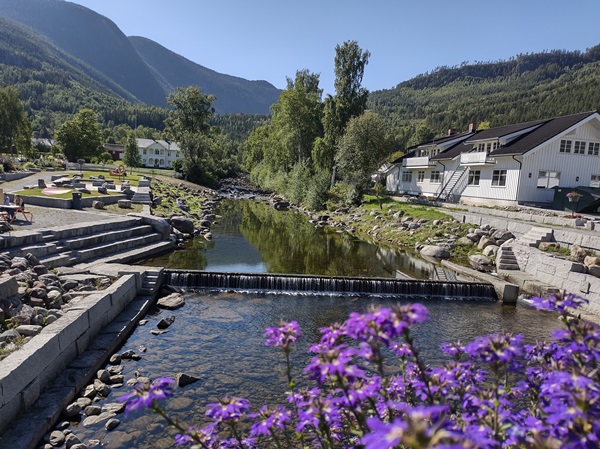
[0,274,140,435]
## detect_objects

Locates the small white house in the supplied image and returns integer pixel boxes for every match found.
[137,139,181,168]
[386,111,600,207]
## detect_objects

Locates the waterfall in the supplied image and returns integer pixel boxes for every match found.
[165,270,497,300]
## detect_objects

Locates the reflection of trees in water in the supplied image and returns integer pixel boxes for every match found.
[231,200,430,278]
[160,237,211,269]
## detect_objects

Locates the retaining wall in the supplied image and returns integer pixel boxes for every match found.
[15,193,127,209]
[0,274,141,436]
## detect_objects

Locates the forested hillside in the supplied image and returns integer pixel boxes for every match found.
[0,0,280,120]
[369,46,600,148]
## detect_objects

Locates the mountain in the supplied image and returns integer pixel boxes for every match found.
[0,0,280,114]
[129,36,281,114]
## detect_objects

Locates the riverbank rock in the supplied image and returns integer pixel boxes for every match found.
[420,245,450,259]
[157,293,185,310]
[469,254,494,271]
[175,372,200,387]
[171,216,195,235]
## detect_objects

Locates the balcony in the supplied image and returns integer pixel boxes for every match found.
[460,152,496,165]
[402,156,436,168]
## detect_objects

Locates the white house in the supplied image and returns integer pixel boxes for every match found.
[386,111,600,207]
[137,139,182,169]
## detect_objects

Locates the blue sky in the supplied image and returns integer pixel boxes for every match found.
[72,0,600,96]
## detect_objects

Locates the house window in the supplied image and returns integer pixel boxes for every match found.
[468,170,481,185]
[574,141,586,154]
[591,175,600,187]
[559,140,572,153]
[430,171,442,183]
[401,171,412,182]
[491,170,507,186]
[588,142,600,156]
[155,149,160,155]
[143,149,147,155]
[537,170,560,188]
[417,171,425,182]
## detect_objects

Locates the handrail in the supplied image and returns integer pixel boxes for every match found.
[437,168,468,201]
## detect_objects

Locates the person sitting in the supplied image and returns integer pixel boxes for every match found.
[13,194,24,209]
[2,193,14,221]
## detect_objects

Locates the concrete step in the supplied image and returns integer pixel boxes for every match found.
[61,225,154,251]
[74,233,164,263]
[140,268,164,295]
[496,246,520,271]
[518,226,553,248]
[88,240,175,265]
[41,216,143,241]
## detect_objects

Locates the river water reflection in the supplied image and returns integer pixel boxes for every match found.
[144,199,456,280]
[70,199,564,448]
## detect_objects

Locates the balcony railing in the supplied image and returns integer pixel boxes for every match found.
[402,156,436,168]
[460,152,496,165]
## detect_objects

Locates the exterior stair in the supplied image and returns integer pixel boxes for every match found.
[140,268,164,295]
[131,186,153,205]
[518,226,554,248]
[496,245,520,270]
[2,215,174,269]
[437,167,468,202]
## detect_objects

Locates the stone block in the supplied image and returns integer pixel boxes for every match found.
[117,199,131,209]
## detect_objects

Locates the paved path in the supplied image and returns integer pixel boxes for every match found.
[0,172,127,231]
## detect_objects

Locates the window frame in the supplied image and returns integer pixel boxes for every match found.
[417,171,425,183]
[401,171,412,183]
[559,139,572,153]
[430,171,442,183]
[468,170,481,186]
[537,170,561,189]
[588,142,600,156]
[491,169,507,187]
[573,141,586,154]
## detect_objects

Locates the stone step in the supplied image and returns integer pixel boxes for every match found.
[41,216,143,241]
[497,262,520,270]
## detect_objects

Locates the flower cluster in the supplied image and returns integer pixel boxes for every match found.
[566,191,583,199]
[119,294,600,449]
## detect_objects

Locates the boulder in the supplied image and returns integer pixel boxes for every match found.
[588,265,600,278]
[469,254,494,271]
[175,372,201,387]
[538,242,560,251]
[584,255,600,267]
[157,292,185,310]
[157,316,175,329]
[419,245,450,259]
[456,236,474,246]
[171,216,195,234]
[491,230,515,241]
[570,244,588,262]
[92,200,105,209]
[477,236,495,250]
[482,245,499,257]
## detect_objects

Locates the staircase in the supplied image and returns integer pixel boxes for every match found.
[437,167,468,202]
[496,245,520,270]
[518,226,554,248]
[2,216,174,269]
[432,265,458,281]
[131,186,153,205]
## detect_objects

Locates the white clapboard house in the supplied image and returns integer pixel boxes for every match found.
[386,111,600,207]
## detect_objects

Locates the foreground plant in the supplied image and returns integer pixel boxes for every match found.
[119,293,600,448]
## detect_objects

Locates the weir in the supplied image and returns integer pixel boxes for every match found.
[165,270,497,300]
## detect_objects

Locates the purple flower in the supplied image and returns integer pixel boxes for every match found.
[264,320,301,349]
[206,396,250,422]
[465,333,524,369]
[363,417,406,449]
[249,405,290,436]
[531,292,588,314]
[305,344,366,385]
[118,376,174,413]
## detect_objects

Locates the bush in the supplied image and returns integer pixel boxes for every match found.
[326,181,361,210]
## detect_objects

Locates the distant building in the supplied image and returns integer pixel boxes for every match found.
[104,143,124,161]
[137,139,181,168]
[385,111,600,208]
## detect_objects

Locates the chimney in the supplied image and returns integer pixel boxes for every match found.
[468,122,477,132]
[447,128,456,136]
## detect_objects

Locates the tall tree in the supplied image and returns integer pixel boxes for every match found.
[55,108,103,161]
[267,70,324,171]
[123,133,142,171]
[313,41,370,171]
[335,110,391,193]
[165,86,227,186]
[0,87,32,156]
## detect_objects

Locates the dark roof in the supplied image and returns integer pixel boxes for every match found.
[416,131,473,148]
[432,111,598,160]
